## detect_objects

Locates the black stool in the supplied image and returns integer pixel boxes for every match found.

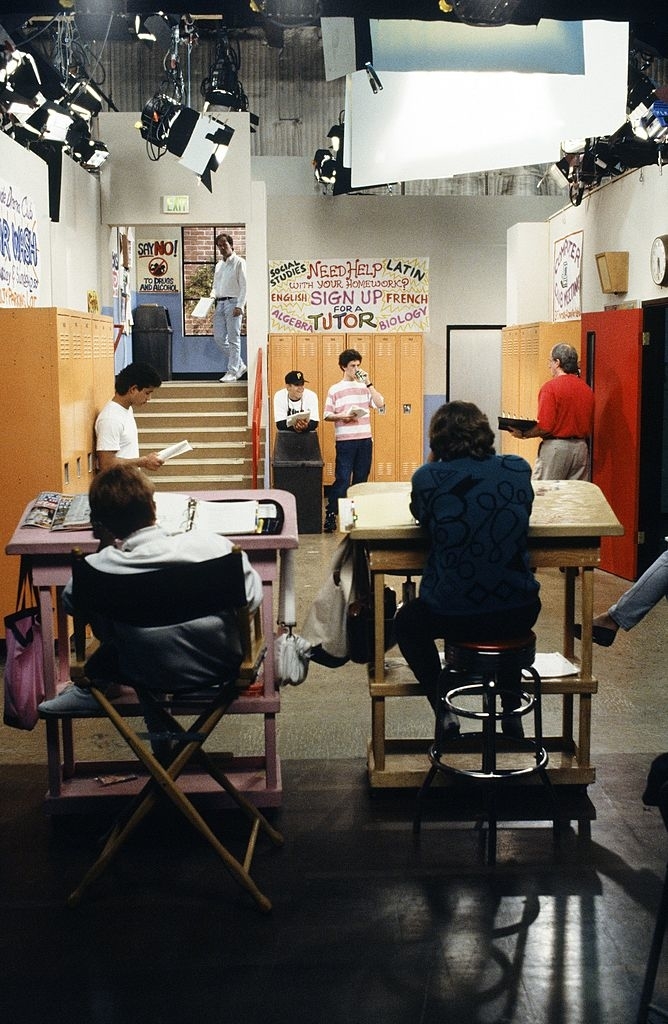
[414,631,555,865]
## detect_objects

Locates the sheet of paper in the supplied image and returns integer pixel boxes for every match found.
[522,652,579,678]
[192,296,215,318]
[157,440,193,462]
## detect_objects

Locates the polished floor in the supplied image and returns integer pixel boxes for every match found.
[1,532,668,1024]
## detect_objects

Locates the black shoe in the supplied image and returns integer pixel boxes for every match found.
[573,623,617,647]
[324,512,337,533]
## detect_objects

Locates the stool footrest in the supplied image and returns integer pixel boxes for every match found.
[445,683,535,722]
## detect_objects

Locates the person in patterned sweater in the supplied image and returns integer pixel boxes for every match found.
[393,400,541,739]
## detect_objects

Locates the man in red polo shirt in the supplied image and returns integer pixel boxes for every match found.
[511,343,594,480]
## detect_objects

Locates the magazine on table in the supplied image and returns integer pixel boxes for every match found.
[22,492,91,531]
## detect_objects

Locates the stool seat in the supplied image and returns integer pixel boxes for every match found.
[414,629,556,864]
[445,632,537,675]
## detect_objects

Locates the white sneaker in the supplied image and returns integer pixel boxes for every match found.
[39,684,100,717]
[220,371,236,382]
[235,363,247,380]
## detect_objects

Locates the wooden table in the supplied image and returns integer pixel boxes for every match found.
[346,480,623,815]
[5,489,299,813]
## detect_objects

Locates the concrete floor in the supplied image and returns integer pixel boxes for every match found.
[1,532,667,1023]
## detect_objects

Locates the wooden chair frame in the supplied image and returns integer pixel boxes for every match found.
[66,548,283,912]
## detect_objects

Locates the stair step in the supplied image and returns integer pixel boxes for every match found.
[137,379,259,491]
[147,474,256,489]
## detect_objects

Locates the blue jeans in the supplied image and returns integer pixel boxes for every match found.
[326,438,373,515]
[610,549,668,630]
[213,299,243,374]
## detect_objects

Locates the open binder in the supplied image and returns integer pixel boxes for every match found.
[154,493,284,536]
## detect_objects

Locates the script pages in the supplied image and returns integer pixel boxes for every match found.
[154,492,259,535]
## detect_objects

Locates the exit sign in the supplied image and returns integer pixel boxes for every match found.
[162,195,190,214]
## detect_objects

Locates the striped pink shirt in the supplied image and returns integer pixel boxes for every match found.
[324,379,378,440]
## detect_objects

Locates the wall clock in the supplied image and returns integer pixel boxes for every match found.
[650,235,668,286]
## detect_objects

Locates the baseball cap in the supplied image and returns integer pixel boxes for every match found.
[285,370,307,385]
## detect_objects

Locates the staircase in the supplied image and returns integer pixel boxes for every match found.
[134,380,265,492]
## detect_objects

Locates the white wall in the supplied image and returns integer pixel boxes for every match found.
[265,194,561,398]
[0,132,51,307]
[50,156,105,312]
[99,112,252,227]
[545,164,668,313]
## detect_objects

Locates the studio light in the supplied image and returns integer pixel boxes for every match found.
[138,94,234,191]
[313,117,353,196]
[640,102,668,142]
[0,49,49,114]
[24,101,75,143]
[200,27,258,129]
[327,122,344,153]
[139,92,182,151]
[313,148,337,185]
[65,76,103,121]
[134,15,157,42]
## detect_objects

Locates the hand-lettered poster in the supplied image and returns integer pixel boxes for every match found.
[269,256,429,333]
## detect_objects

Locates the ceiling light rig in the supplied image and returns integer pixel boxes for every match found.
[312,113,397,197]
[200,26,259,131]
[551,45,668,207]
[0,20,110,181]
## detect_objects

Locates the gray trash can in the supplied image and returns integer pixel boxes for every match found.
[272,431,324,534]
[132,304,173,381]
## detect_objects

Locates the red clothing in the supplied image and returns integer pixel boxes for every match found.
[536,373,594,438]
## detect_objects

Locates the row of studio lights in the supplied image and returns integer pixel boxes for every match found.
[0,46,109,172]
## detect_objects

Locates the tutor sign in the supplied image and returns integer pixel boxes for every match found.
[269,256,429,333]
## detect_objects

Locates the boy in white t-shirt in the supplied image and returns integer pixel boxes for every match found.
[95,361,164,472]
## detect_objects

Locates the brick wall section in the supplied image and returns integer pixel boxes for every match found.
[183,225,247,337]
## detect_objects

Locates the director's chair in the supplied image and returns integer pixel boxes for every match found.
[65,548,284,912]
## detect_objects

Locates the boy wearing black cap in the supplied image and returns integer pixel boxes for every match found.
[273,370,320,432]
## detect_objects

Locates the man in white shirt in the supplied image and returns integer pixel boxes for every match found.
[95,361,164,472]
[210,232,247,383]
[273,370,320,432]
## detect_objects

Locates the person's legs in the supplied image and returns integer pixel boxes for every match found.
[351,438,372,486]
[394,597,447,714]
[533,438,588,480]
[224,307,245,376]
[212,301,230,367]
[326,440,356,516]
[609,549,668,631]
